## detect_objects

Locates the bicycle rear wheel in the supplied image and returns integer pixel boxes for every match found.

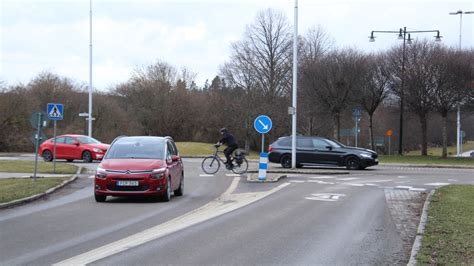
[202,156,220,174]
[232,157,248,174]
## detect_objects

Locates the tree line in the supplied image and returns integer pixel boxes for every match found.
[1,9,473,157]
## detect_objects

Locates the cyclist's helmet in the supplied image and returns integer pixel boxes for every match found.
[220,128,228,134]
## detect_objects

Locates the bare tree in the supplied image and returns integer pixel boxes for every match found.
[430,46,473,157]
[357,53,392,150]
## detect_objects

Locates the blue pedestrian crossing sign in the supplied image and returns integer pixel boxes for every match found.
[254,115,272,134]
[47,103,64,120]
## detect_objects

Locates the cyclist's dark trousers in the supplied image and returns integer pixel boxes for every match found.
[224,145,238,164]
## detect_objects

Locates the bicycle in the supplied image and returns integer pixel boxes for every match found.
[201,144,249,175]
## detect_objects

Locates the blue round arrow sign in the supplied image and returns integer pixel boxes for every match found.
[254,115,272,134]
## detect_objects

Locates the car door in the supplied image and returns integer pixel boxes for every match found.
[165,141,180,190]
[54,137,67,158]
[65,136,82,159]
[296,138,316,164]
[312,138,343,165]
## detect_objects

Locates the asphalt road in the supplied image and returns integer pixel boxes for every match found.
[0,157,473,265]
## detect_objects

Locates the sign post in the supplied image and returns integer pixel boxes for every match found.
[48,103,64,173]
[386,129,393,155]
[352,107,361,147]
[254,115,272,181]
[30,111,48,180]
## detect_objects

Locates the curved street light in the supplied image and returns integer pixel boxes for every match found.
[368,27,442,155]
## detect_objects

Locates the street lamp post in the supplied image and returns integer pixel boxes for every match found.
[449,10,474,157]
[88,0,93,137]
[369,27,442,155]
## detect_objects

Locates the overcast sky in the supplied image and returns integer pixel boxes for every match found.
[1,0,473,91]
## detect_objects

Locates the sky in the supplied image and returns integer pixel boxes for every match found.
[1,0,473,91]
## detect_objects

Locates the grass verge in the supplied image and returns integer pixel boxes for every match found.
[379,155,474,166]
[176,142,260,158]
[0,160,77,174]
[417,185,474,264]
[0,177,71,203]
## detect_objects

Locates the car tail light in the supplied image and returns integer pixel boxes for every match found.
[268,146,273,152]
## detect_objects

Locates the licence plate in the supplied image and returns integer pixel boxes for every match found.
[117,180,139,186]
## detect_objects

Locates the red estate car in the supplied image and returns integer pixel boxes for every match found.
[39,134,109,163]
[94,136,184,202]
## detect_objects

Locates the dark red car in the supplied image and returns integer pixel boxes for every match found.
[39,134,110,163]
[94,136,184,202]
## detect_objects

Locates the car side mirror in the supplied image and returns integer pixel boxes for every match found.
[326,146,332,151]
[171,155,180,162]
[73,141,80,146]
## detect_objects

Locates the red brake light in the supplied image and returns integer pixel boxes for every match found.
[268,146,273,152]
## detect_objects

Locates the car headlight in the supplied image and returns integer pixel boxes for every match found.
[150,167,166,179]
[93,148,103,153]
[95,167,107,179]
[360,153,372,159]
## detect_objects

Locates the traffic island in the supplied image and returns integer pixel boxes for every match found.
[246,169,349,182]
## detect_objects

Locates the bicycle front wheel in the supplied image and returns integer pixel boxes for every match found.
[232,157,248,174]
[202,156,220,174]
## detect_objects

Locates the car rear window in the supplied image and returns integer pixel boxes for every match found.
[105,138,165,159]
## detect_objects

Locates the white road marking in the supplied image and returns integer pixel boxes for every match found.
[88,175,94,179]
[409,188,426,192]
[343,183,364,187]
[307,180,335,185]
[372,179,393,183]
[448,179,458,182]
[397,176,409,178]
[288,180,305,183]
[225,174,241,177]
[365,183,379,187]
[308,176,336,179]
[199,174,214,177]
[424,182,450,186]
[54,179,290,266]
[305,193,346,202]
[337,177,359,181]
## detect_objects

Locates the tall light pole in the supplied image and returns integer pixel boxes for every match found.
[291,0,298,168]
[369,27,442,155]
[450,10,474,157]
[88,0,93,137]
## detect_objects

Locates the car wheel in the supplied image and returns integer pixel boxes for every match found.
[280,155,292,168]
[95,194,106,202]
[174,172,184,196]
[345,156,361,170]
[82,151,92,163]
[42,150,53,162]
[161,175,171,202]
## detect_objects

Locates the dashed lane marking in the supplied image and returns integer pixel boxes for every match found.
[199,174,214,177]
[88,176,94,179]
[225,174,241,177]
[343,183,365,187]
[308,176,336,179]
[424,182,450,186]
[372,179,393,183]
[307,180,335,185]
[288,180,305,183]
[336,177,359,181]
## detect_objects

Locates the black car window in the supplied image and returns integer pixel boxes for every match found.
[312,139,329,150]
[277,138,291,147]
[65,137,76,145]
[297,138,313,148]
[54,137,65,143]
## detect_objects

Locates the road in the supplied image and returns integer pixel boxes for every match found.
[0,157,473,265]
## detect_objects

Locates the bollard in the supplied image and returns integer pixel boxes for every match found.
[258,153,268,181]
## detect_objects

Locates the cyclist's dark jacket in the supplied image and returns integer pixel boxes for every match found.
[219,132,237,147]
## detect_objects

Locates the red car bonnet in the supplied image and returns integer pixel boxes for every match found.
[99,159,166,171]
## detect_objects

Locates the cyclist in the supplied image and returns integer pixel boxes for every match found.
[217,128,238,170]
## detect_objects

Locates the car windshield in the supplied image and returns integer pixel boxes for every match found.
[105,137,165,159]
[325,139,344,148]
[76,136,101,144]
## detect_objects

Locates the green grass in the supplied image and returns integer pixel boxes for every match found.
[0,160,78,174]
[417,185,474,264]
[0,177,71,203]
[379,155,474,165]
[406,141,474,156]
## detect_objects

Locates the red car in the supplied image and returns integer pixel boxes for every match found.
[39,134,110,163]
[94,136,184,202]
